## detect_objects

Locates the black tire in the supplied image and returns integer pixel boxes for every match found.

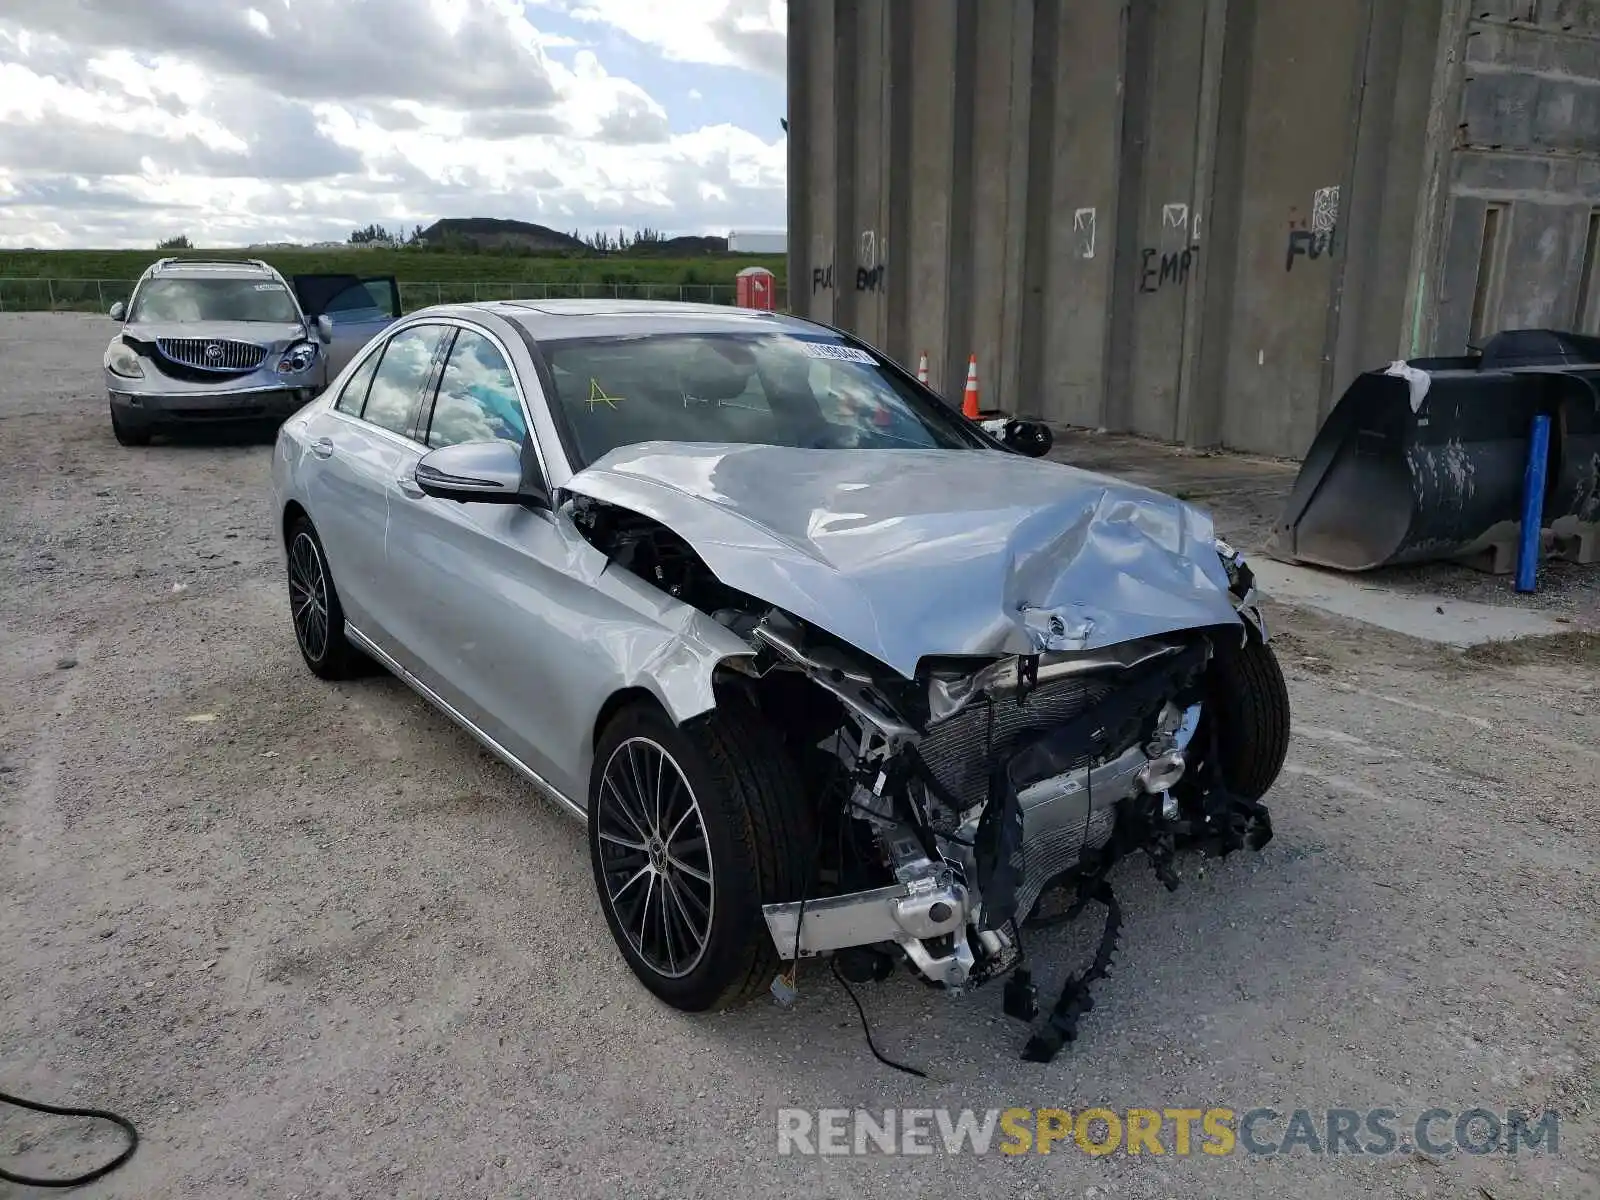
[1205,624,1291,799]
[110,408,151,447]
[588,699,813,1012]
[285,516,365,680]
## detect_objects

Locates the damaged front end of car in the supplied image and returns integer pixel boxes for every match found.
[568,473,1278,1059]
[746,580,1274,1059]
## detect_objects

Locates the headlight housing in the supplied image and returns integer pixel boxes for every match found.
[105,341,144,379]
[1215,537,1253,593]
[277,341,319,374]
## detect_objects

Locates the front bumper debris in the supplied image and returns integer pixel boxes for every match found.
[763,869,973,988]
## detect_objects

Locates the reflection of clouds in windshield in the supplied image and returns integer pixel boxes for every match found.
[132,279,299,324]
[429,332,525,447]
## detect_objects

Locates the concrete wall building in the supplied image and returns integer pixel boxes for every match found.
[786,0,1600,458]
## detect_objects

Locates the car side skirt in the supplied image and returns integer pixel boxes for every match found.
[345,622,588,822]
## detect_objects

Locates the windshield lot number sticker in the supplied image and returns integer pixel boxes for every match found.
[798,342,877,365]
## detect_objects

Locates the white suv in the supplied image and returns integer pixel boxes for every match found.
[102,258,399,446]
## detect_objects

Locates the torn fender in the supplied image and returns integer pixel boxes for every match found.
[587,556,759,727]
[562,442,1242,679]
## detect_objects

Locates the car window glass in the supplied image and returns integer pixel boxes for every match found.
[323,280,398,322]
[362,325,447,437]
[425,329,527,448]
[541,333,982,468]
[334,349,381,415]
[129,278,299,323]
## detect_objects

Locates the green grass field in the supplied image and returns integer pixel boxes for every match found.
[0,247,789,312]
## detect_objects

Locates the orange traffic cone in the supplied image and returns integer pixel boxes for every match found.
[916,352,929,386]
[962,354,981,419]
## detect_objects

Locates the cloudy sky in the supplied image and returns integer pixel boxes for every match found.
[0,0,788,248]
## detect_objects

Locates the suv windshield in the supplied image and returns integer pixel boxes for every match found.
[129,277,301,324]
[542,332,986,468]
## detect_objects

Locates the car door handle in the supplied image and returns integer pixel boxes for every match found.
[396,476,425,499]
[310,436,334,459]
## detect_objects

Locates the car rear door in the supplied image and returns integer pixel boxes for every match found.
[299,322,449,639]
[292,274,402,379]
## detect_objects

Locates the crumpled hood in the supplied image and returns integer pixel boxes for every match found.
[564,442,1241,679]
[121,320,311,353]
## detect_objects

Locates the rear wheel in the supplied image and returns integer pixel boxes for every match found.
[1205,624,1291,799]
[588,700,812,1012]
[285,516,364,680]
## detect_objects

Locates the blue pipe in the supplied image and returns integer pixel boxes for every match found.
[1514,413,1552,594]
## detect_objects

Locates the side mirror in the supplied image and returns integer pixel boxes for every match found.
[109,301,126,321]
[315,314,334,344]
[414,440,548,506]
[983,417,1054,458]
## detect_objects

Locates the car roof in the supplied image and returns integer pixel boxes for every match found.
[411,298,829,343]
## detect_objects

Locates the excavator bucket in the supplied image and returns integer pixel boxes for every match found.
[1267,330,1600,572]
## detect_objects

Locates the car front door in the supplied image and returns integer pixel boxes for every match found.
[299,322,448,638]
[379,323,612,795]
[292,274,402,380]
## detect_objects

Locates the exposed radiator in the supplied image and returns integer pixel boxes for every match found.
[918,675,1114,815]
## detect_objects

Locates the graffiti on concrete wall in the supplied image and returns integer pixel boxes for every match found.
[1136,202,1200,294]
[1311,186,1340,233]
[1139,244,1202,293]
[855,265,885,292]
[1286,186,1340,272]
[811,231,889,295]
[1075,208,1097,260]
[855,230,886,292]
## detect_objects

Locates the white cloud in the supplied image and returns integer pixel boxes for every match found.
[559,0,784,76]
[0,0,787,248]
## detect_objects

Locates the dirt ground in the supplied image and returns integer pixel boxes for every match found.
[1,312,1596,1200]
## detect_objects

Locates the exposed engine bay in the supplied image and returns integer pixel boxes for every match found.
[572,494,1276,1061]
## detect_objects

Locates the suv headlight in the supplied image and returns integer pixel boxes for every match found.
[277,341,319,374]
[105,341,144,379]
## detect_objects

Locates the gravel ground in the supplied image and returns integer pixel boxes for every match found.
[2,313,1597,1200]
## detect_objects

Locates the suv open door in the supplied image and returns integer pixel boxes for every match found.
[292,274,402,379]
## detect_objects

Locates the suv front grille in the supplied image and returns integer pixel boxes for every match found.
[156,338,267,373]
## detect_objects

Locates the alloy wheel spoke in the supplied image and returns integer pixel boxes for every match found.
[665,853,711,886]
[603,777,652,844]
[661,871,707,945]
[625,744,656,839]
[608,863,651,906]
[599,737,714,978]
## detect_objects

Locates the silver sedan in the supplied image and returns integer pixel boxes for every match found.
[271,300,1289,1032]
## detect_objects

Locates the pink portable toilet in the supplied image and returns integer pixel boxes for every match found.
[735,266,777,311]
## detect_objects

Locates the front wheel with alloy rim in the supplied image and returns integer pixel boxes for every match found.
[588,700,812,1012]
[285,516,365,680]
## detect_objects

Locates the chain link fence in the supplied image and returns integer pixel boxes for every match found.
[0,278,783,314]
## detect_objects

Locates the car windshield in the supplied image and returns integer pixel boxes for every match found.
[541,332,986,468]
[129,277,301,324]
